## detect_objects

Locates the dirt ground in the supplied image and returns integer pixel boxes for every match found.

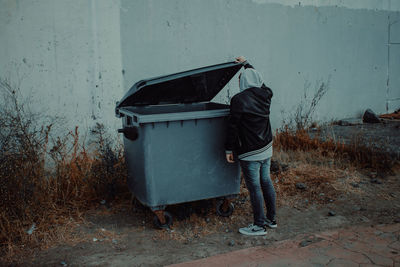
[8,121,400,267]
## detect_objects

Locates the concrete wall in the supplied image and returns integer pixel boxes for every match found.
[0,0,123,135]
[0,0,399,137]
[389,16,400,111]
[120,0,400,128]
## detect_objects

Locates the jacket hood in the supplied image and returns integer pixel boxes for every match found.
[239,68,264,92]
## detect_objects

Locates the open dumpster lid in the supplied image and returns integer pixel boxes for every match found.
[116,61,244,108]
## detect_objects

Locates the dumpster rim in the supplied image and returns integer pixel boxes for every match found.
[119,106,230,125]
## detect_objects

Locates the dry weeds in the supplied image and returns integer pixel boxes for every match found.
[272,150,364,207]
[0,80,128,262]
[0,130,128,263]
[274,128,395,170]
[379,111,400,120]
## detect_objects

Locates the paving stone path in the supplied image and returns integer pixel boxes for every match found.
[168,223,400,267]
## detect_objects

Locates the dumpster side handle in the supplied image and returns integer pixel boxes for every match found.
[118,127,139,141]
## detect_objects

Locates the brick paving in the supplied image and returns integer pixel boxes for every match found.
[168,224,400,267]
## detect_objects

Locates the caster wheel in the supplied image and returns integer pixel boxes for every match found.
[153,211,173,229]
[216,201,234,217]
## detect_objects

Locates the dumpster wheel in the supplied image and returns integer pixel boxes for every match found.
[216,200,234,217]
[153,210,173,229]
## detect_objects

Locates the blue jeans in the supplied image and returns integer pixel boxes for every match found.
[240,158,276,226]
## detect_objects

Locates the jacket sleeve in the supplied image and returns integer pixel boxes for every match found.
[225,96,242,154]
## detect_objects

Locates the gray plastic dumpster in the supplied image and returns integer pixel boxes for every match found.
[116,61,243,228]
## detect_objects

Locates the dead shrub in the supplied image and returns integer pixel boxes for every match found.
[282,77,330,131]
[0,79,128,262]
[272,159,359,207]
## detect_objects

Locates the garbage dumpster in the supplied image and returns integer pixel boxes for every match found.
[116,61,243,227]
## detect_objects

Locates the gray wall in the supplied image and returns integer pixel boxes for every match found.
[0,0,399,136]
[0,0,123,134]
[120,0,400,128]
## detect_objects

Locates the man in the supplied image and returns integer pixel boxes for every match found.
[226,56,277,236]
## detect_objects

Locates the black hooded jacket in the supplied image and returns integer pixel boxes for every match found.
[225,64,273,159]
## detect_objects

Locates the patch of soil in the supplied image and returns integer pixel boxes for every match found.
[11,162,400,267]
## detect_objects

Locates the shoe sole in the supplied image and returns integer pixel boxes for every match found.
[266,224,277,229]
[238,229,267,236]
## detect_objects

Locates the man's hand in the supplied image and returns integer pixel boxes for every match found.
[235,56,246,63]
[226,153,235,163]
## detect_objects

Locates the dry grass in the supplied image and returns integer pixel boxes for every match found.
[271,128,394,207]
[272,150,364,207]
[379,111,400,120]
[0,80,129,262]
[274,127,395,171]
[0,129,128,262]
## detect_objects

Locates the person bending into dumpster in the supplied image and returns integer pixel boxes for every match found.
[225,56,277,236]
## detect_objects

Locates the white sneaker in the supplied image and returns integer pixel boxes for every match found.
[238,224,267,236]
[265,219,278,229]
